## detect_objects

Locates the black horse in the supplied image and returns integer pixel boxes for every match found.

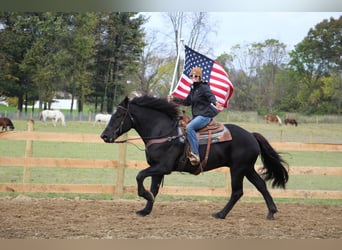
[101,96,289,220]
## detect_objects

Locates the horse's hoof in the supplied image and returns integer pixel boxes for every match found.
[136,209,150,217]
[267,213,275,220]
[212,212,225,219]
[267,209,277,220]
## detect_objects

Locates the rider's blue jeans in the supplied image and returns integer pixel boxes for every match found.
[186,116,211,156]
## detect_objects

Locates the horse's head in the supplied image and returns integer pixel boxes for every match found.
[101,96,134,143]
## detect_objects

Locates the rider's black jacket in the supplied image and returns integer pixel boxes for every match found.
[173,81,218,118]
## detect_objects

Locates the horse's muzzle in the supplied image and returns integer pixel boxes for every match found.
[100,134,115,143]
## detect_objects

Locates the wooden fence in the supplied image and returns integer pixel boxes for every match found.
[0,120,342,200]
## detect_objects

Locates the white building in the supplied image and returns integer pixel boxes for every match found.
[32,99,77,110]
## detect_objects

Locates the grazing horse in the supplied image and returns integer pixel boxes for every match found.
[0,117,15,131]
[39,110,66,127]
[93,113,111,126]
[101,96,289,220]
[265,114,282,126]
[285,118,298,126]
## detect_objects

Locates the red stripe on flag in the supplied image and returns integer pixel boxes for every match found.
[210,77,230,91]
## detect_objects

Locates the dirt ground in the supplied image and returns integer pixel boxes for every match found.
[0,196,341,239]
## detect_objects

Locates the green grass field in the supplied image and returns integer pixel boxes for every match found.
[0,117,341,205]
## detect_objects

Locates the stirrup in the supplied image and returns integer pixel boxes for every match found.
[188,152,200,166]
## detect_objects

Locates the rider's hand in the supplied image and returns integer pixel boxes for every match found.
[216,102,223,109]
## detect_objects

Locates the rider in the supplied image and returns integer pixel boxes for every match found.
[170,67,221,165]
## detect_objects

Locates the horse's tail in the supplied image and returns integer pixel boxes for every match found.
[59,112,66,126]
[61,117,66,126]
[276,115,282,125]
[252,132,289,189]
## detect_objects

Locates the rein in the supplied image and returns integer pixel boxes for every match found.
[113,104,181,147]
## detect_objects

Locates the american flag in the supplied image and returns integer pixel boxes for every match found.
[172,45,234,109]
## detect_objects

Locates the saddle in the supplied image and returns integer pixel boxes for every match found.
[178,110,232,174]
[179,110,232,143]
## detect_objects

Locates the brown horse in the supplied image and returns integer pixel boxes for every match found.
[264,114,282,126]
[285,118,298,126]
[0,117,15,131]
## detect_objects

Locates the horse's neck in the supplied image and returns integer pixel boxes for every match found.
[133,110,176,140]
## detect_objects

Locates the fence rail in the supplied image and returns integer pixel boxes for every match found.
[1,156,342,176]
[1,130,342,151]
[1,122,342,200]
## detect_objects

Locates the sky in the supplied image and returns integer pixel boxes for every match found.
[141,12,341,57]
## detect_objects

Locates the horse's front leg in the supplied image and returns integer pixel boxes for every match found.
[135,169,164,216]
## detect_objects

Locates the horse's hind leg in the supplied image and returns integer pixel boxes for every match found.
[212,169,244,219]
[246,169,278,220]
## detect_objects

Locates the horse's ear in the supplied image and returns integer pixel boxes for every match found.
[118,96,129,108]
[123,96,130,106]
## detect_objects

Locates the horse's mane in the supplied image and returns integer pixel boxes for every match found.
[130,95,179,120]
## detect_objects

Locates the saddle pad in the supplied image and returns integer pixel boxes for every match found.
[197,126,232,145]
[177,126,232,144]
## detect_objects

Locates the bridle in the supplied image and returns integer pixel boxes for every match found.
[112,104,135,139]
[113,103,182,146]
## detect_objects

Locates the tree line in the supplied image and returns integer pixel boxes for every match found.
[0,12,341,115]
[219,16,341,115]
[0,12,146,114]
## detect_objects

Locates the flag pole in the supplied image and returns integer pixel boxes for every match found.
[169,38,184,95]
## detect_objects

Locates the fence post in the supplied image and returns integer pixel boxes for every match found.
[23,119,34,183]
[114,133,127,199]
[280,129,283,142]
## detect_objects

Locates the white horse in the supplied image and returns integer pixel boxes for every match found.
[39,110,66,127]
[94,113,111,126]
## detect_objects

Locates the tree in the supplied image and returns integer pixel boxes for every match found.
[166,12,214,82]
[19,13,68,111]
[0,12,36,113]
[187,12,211,51]
[288,16,342,114]
[166,12,184,84]
[1,12,147,114]
[93,12,146,113]
[137,34,167,95]
[227,40,288,112]
[228,43,263,111]
[258,39,288,110]
[62,13,97,113]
